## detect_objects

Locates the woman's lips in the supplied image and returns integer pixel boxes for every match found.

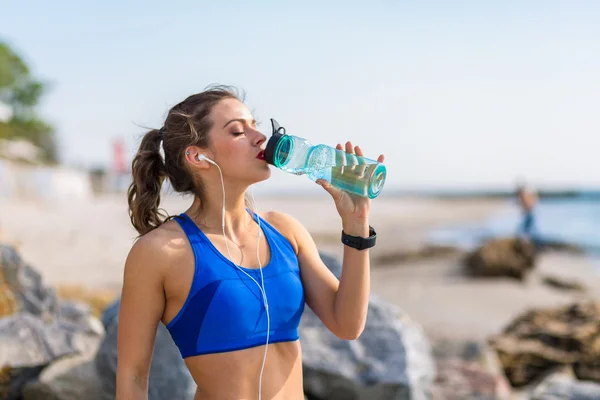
[256,150,265,160]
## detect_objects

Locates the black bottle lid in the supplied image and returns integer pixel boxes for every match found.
[264,118,286,166]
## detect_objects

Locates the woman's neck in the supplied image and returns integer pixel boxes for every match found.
[187,193,253,235]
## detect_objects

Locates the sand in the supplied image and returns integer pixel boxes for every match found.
[371,251,600,341]
[1,192,598,341]
[0,193,506,288]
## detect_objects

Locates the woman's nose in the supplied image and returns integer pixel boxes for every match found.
[252,130,267,148]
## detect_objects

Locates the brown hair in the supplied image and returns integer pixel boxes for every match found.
[127,85,241,236]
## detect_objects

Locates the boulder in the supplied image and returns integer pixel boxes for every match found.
[22,354,105,400]
[0,243,105,399]
[300,253,436,400]
[464,237,536,280]
[0,243,58,318]
[489,302,600,387]
[429,337,512,399]
[432,359,512,400]
[94,301,197,400]
[0,313,85,400]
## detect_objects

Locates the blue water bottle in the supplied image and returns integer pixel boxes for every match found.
[264,119,387,199]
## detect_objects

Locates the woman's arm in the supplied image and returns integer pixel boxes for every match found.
[116,235,167,400]
[289,214,370,340]
[269,142,384,340]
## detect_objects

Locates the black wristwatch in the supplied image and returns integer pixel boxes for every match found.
[341,226,377,250]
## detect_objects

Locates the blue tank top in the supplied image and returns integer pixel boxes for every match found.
[165,211,305,358]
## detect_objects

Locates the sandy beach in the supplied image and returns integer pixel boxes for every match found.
[1,192,598,342]
[0,193,504,287]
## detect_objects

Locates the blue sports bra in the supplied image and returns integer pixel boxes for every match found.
[165,212,305,358]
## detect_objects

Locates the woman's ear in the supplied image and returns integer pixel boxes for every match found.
[185,146,213,169]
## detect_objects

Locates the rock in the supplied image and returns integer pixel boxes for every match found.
[19,303,106,400]
[541,275,586,292]
[431,337,493,364]
[0,313,82,400]
[0,243,58,318]
[22,354,106,400]
[464,237,536,280]
[0,365,44,400]
[58,300,105,337]
[531,371,600,400]
[489,302,600,387]
[432,359,512,400]
[55,285,119,320]
[430,337,512,400]
[0,243,105,399]
[94,308,197,400]
[299,253,436,400]
[100,298,120,328]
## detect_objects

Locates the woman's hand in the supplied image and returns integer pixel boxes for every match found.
[316,141,385,228]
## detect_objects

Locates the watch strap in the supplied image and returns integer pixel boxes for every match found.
[341,226,377,250]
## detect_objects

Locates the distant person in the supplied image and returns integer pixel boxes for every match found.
[116,85,385,400]
[516,184,539,241]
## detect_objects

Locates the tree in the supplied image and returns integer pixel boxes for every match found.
[0,40,57,163]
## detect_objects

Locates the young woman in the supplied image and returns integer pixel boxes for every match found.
[117,86,385,400]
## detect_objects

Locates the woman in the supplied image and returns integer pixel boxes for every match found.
[117,85,385,400]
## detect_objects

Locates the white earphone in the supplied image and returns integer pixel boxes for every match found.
[196,153,216,165]
[194,152,270,400]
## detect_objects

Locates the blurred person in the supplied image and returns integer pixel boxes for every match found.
[516,183,539,241]
[117,85,385,400]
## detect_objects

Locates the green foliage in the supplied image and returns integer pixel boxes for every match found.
[0,40,56,163]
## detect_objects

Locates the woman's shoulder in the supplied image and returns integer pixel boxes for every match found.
[259,211,306,254]
[127,219,190,272]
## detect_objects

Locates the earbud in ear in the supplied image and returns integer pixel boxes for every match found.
[197,154,217,165]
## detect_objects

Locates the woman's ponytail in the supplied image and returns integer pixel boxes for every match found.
[127,129,167,236]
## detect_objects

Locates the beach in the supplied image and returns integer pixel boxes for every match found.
[2,192,598,344]
[0,193,505,289]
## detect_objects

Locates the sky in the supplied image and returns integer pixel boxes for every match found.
[2,0,599,193]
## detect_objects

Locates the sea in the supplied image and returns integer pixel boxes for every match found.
[427,191,600,258]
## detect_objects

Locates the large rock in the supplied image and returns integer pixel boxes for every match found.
[429,337,512,399]
[95,301,197,400]
[21,354,106,400]
[0,243,105,399]
[489,302,600,387]
[464,237,536,280]
[19,303,105,400]
[0,243,58,318]
[432,359,512,400]
[300,253,435,400]
[0,313,89,400]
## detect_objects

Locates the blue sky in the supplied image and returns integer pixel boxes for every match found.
[2,0,599,192]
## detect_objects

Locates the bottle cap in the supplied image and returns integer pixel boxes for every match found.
[264,118,290,167]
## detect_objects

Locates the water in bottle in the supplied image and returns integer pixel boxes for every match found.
[263,119,387,199]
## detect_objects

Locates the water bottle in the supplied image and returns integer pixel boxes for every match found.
[263,119,387,199]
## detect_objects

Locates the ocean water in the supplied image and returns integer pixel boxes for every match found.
[429,197,600,256]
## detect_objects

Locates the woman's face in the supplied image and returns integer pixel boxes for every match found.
[203,98,271,184]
